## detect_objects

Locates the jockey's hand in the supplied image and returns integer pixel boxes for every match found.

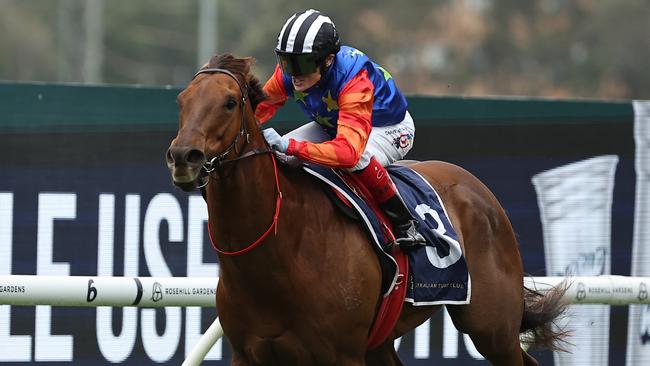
[262,128,289,153]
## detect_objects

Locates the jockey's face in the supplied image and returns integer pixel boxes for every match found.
[291,54,335,92]
[291,72,321,91]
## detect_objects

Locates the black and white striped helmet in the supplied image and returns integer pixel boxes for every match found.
[275,9,341,76]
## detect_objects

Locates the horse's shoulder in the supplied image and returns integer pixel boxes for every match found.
[279,164,349,211]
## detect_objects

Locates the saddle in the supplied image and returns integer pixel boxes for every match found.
[304,162,472,347]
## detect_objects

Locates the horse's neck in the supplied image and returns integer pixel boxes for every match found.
[205,143,283,257]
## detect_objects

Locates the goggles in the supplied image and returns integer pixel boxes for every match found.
[275,51,320,76]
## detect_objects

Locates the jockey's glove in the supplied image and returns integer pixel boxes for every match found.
[262,128,289,153]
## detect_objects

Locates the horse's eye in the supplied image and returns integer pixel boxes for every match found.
[225,98,238,110]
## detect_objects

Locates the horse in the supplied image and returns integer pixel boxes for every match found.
[166,53,568,366]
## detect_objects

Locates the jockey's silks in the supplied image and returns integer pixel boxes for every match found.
[256,46,408,169]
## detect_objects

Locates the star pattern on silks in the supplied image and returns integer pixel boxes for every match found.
[378,66,392,81]
[294,90,308,104]
[322,91,339,112]
[314,113,334,128]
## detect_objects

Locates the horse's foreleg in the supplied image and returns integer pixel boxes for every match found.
[361,304,440,366]
[365,340,404,366]
[230,353,249,366]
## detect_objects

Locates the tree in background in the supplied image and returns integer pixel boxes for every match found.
[0,0,648,99]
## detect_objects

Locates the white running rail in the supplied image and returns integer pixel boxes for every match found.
[2,275,649,307]
[0,275,218,307]
[2,275,649,366]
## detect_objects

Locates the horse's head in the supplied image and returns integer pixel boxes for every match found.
[166,54,267,191]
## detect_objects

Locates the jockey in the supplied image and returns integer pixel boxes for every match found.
[255,9,425,248]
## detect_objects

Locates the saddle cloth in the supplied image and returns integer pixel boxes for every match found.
[303,163,471,305]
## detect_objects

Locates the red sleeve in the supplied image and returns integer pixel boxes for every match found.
[255,65,288,124]
[286,69,374,168]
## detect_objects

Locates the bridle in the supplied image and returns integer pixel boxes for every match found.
[190,67,282,256]
[193,68,255,176]
[192,67,276,184]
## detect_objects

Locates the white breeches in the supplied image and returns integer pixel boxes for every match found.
[282,111,416,171]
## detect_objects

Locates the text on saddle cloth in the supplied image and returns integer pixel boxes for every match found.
[303,163,470,305]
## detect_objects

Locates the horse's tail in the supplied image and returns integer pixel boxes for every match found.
[519,281,571,352]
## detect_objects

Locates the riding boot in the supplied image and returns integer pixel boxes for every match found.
[378,193,426,249]
[355,157,426,250]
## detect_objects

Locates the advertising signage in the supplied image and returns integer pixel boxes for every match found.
[0,83,645,365]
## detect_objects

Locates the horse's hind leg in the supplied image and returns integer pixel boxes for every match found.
[447,297,529,366]
[467,330,524,366]
[446,304,525,365]
[445,268,531,366]
[444,225,529,365]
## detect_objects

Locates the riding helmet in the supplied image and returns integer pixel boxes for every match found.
[275,9,341,76]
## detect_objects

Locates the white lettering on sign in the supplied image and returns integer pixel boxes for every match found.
[141,193,183,363]
[35,193,75,361]
[186,196,222,360]
[0,191,491,363]
[96,194,138,362]
[0,192,32,362]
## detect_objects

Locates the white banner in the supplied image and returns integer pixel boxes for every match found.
[627,101,650,366]
[533,155,618,366]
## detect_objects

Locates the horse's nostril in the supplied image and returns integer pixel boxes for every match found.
[186,149,206,166]
[167,146,205,167]
[165,148,175,166]
[167,146,200,165]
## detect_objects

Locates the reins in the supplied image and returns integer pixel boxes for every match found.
[192,67,283,256]
[208,153,282,256]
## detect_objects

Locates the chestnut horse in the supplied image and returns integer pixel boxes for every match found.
[166,54,567,366]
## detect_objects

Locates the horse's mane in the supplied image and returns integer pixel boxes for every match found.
[205,53,267,110]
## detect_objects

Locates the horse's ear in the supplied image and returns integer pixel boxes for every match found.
[206,53,230,69]
[242,57,255,76]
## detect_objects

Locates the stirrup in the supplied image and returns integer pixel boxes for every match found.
[393,221,426,251]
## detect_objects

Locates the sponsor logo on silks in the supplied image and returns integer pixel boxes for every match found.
[151,282,163,302]
[392,132,414,149]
